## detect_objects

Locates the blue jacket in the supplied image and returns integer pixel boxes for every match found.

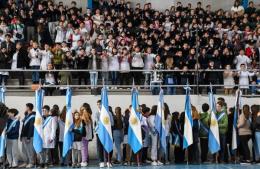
[6,118,20,139]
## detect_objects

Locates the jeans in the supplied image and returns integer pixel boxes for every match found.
[219,134,227,162]
[110,71,118,85]
[96,134,105,162]
[31,66,40,83]
[255,132,260,159]
[113,130,123,161]
[165,75,177,95]
[102,72,109,85]
[72,149,81,165]
[90,71,98,89]
[144,72,151,87]
[250,81,257,94]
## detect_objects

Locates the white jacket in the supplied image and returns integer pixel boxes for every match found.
[43,116,58,148]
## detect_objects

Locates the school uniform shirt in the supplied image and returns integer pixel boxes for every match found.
[147,115,157,135]
[40,50,53,70]
[84,122,94,141]
[58,119,65,142]
[55,26,66,43]
[238,70,255,89]
[43,116,58,149]
[29,48,41,66]
[108,55,119,71]
[234,54,251,70]
[6,118,20,139]
[21,112,36,139]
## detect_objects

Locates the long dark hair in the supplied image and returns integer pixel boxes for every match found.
[150,105,157,116]
[114,107,123,129]
[164,103,170,120]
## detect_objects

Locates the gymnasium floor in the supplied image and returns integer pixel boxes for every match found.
[51,164,260,169]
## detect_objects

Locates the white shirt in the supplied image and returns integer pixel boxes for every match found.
[144,53,156,70]
[108,55,119,71]
[40,50,53,70]
[11,52,18,70]
[29,48,41,66]
[120,56,130,72]
[231,6,244,13]
[234,55,251,70]
[238,70,255,89]
[55,26,65,43]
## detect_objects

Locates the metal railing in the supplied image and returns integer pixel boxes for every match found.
[0,69,259,95]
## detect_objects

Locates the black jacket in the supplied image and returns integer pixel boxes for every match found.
[17,49,30,69]
[0,52,11,69]
[72,122,86,142]
[20,112,36,139]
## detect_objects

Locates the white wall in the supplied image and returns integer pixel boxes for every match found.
[5,94,259,160]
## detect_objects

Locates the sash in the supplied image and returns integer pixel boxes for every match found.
[43,116,52,128]
[24,115,35,126]
[6,120,18,133]
[172,133,180,146]
[199,120,209,133]
[217,112,225,122]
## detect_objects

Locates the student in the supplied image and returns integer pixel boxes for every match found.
[6,108,20,168]
[253,106,260,162]
[71,111,86,168]
[58,106,67,166]
[80,105,93,167]
[216,101,228,163]
[188,106,200,164]
[170,111,185,164]
[39,106,58,168]
[237,105,252,163]
[19,103,36,168]
[199,103,210,163]
[113,107,123,164]
[148,105,160,166]
[122,108,131,165]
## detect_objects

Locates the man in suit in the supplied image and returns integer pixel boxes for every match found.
[1,34,16,58]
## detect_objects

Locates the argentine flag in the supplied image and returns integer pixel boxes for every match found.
[0,127,6,157]
[97,87,113,153]
[232,89,242,150]
[155,89,167,153]
[33,89,44,153]
[128,87,142,153]
[63,88,74,157]
[0,86,5,104]
[183,85,193,149]
[208,87,220,154]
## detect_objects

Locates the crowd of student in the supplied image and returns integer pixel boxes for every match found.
[0,0,259,95]
[0,98,259,168]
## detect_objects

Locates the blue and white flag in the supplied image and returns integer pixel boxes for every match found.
[0,86,5,104]
[155,89,167,153]
[63,88,74,157]
[0,127,6,157]
[208,86,220,154]
[183,85,193,149]
[97,87,113,153]
[128,87,143,153]
[33,89,44,153]
[232,89,242,150]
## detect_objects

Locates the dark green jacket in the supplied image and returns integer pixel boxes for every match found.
[216,111,228,135]
[199,112,210,138]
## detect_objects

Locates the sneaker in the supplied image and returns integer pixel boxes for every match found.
[151,161,157,166]
[99,162,105,168]
[157,161,164,166]
[107,162,112,168]
[19,163,27,168]
[81,162,88,167]
[145,160,152,164]
[26,164,34,168]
